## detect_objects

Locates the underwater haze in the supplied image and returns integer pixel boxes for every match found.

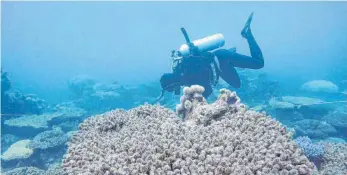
[2,2,347,103]
[1,1,347,175]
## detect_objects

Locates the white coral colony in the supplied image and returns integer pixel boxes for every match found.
[63,85,314,175]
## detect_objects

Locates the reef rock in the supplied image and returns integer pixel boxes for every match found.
[62,85,314,175]
[300,80,339,93]
[1,140,33,162]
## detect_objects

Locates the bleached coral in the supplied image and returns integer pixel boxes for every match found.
[300,80,339,94]
[44,164,64,175]
[319,143,347,175]
[62,85,314,175]
[4,103,86,137]
[4,114,58,130]
[29,128,68,150]
[2,166,45,175]
[1,140,33,161]
[176,86,241,126]
[294,119,337,139]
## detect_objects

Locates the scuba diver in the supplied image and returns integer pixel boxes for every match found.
[156,13,264,102]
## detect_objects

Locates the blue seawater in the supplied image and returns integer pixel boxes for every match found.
[1,2,347,174]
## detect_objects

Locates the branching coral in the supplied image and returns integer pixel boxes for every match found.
[62,85,314,175]
[176,85,241,126]
[294,136,325,159]
[294,136,325,169]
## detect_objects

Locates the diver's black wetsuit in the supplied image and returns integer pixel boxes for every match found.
[213,32,263,89]
[159,13,263,98]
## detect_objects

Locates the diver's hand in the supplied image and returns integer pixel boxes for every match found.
[241,12,254,39]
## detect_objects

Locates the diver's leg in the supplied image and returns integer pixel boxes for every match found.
[242,25,264,69]
[241,12,263,66]
[214,13,264,69]
[214,49,263,69]
[217,57,241,88]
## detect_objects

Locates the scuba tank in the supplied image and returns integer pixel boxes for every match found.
[177,28,225,57]
[171,28,225,71]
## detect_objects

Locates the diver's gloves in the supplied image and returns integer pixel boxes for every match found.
[241,12,254,40]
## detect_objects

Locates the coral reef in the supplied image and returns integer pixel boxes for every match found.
[45,164,64,175]
[293,119,337,139]
[322,108,347,136]
[2,91,46,116]
[1,134,20,153]
[234,70,279,107]
[3,113,60,137]
[55,120,80,133]
[324,137,346,144]
[1,129,69,170]
[1,71,46,116]
[269,96,334,114]
[294,136,325,168]
[29,128,68,150]
[1,164,64,175]
[62,85,314,175]
[268,96,336,124]
[1,140,33,162]
[68,75,96,98]
[294,137,325,159]
[281,96,325,106]
[49,102,87,124]
[319,143,347,175]
[2,166,45,175]
[269,98,296,110]
[1,70,12,94]
[300,80,339,94]
[69,79,135,113]
[3,103,86,137]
